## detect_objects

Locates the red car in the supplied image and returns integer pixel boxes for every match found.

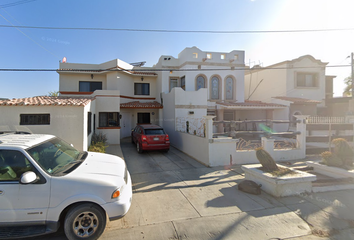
[131,124,170,153]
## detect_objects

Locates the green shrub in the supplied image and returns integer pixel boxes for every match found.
[89,132,108,153]
[91,132,107,145]
[332,138,353,166]
[320,138,354,169]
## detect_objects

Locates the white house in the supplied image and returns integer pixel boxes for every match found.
[156,47,287,135]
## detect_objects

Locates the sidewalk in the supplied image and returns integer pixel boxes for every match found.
[105,144,354,240]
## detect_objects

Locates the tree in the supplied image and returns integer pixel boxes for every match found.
[48,91,59,97]
[343,76,352,97]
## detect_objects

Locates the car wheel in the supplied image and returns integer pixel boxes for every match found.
[137,142,143,153]
[64,203,106,240]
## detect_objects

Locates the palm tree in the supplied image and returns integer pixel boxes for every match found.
[343,76,352,97]
[48,91,59,97]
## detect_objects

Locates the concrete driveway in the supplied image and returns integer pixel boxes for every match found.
[100,139,313,240]
[24,138,354,239]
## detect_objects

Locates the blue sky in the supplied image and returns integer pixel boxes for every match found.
[0,0,353,99]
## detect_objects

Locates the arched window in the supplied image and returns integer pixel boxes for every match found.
[196,75,206,90]
[225,77,234,100]
[211,76,220,99]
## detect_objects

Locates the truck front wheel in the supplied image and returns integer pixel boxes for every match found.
[64,203,106,240]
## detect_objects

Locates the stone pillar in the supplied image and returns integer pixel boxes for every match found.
[204,116,216,140]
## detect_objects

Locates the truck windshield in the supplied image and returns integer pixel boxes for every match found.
[27,137,85,175]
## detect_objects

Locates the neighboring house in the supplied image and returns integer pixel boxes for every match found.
[58,59,163,143]
[155,47,287,134]
[245,55,329,123]
[0,96,93,150]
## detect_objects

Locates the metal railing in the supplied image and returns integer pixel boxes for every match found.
[306,116,345,124]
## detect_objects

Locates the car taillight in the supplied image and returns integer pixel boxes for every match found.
[165,134,169,141]
[141,135,147,142]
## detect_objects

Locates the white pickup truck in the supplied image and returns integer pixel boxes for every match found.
[0,133,132,240]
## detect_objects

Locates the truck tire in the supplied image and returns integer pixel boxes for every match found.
[64,203,106,240]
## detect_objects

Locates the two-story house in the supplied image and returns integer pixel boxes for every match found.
[156,47,286,135]
[244,55,328,124]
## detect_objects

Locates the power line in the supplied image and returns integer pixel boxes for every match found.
[1,24,354,34]
[0,0,38,8]
[0,65,350,72]
[0,12,60,59]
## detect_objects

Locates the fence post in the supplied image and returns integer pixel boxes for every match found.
[295,115,309,158]
[204,116,216,140]
[261,137,275,157]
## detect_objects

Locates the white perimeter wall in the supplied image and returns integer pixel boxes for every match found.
[162,87,210,165]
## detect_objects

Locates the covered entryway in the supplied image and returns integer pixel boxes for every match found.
[120,101,163,139]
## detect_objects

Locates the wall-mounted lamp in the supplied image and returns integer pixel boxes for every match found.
[170,70,173,74]
[91,74,94,79]
[141,77,144,81]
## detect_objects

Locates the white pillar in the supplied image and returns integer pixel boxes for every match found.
[204,116,216,140]
[262,137,275,157]
[295,115,309,158]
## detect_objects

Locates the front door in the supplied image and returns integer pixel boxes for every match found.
[120,112,132,138]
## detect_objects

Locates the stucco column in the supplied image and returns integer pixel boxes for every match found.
[158,109,164,127]
[295,115,309,157]
[216,108,224,134]
[204,116,216,140]
[261,137,275,157]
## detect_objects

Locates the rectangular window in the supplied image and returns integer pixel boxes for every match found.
[193,53,198,58]
[87,112,92,135]
[20,114,50,125]
[170,78,178,91]
[79,81,102,92]
[234,55,239,60]
[207,53,212,59]
[137,113,150,124]
[99,112,120,127]
[134,83,150,95]
[296,72,318,87]
[221,54,226,60]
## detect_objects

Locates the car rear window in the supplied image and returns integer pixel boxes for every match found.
[144,129,165,135]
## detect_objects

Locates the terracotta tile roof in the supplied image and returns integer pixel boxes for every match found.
[0,96,93,106]
[120,101,163,109]
[216,100,286,109]
[273,96,321,104]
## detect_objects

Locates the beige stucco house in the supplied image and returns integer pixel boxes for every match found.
[245,55,330,124]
